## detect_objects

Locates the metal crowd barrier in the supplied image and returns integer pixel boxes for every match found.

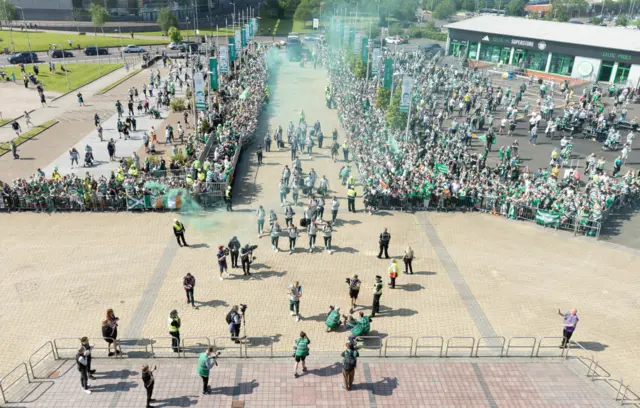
[505,337,537,357]
[150,336,182,358]
[383,336,413,357]
[213,337,243,358]
[445,337,475,357]
[474,336,506,357]
[0,363,31,404]
[181,336,211,358]
[243,337,274,358]
[28,342,57,379]
[354,336,383,357]
[414,336,444,357]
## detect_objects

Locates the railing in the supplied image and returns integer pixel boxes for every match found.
[150,336,182,358]
[6,334,637,408]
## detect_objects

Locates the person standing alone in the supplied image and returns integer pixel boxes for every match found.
[183,273,196,308]
[371,275,383,317]
[558,308,579,349]
[173,219,188,247]
[377,228,390,259]
[141,365,156,407]
[168,310,181,353]
[341,342,359,391]
[197,346,218,395]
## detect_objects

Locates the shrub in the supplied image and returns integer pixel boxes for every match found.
[172,151,188,165]
[78,32,87,36]
[185,87,192,99]
[170,97,186,112]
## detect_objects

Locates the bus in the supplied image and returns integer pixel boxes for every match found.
[286,33,303,61]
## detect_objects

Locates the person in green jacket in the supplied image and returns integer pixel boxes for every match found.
[197,346,219,395]
[293,331,310,378]
[325,306,342,332]
[347,312,372,343]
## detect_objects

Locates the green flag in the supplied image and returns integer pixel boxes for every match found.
[477,134,496,144]
[435,163,449,174]
[361,37,368,63]
[241,26,247,47]
[228,37,236,61]
[383,58,393,89]
[535,210,561,227]
[209,57,218,90]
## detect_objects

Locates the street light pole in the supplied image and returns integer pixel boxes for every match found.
[3,1,15,52]
[17,7,32,57]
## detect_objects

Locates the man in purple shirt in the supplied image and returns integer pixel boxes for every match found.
[558,308,579,348]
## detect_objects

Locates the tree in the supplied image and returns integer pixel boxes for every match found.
[89,3,110,35]
[616,14,628,26]
[462,0,476,11]
[506,0,525,15]
[157,8,179,35]
[293,0,320,22]
[0,0,17,22]
[168,26,182,43]
[433,0,456,20]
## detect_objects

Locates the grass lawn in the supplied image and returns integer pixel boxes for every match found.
[0,31,168,53]
[2,63,122,93]
[136,28,235,37]
[96,68,141,95]
[0,120,58,155]
[0,117,15,127]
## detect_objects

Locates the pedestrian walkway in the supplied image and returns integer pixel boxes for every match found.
[4,357,618,407]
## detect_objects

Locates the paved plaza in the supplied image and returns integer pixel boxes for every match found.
[1,52,640,407]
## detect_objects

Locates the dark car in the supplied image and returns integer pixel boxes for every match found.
[423,43,443,56]
[51,50,74,58]
[179,42,200,53]
[7,52,38,64]
[84,47,108,56]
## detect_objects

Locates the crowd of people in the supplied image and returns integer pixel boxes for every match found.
[323,45,639,233]
[0,44,270,211]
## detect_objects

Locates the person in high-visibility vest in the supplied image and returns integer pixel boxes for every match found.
[342,141,349,161]
[173,219,188,247]
[347,188,357,213]
[387,260,400,289]
[168,310,181,353]
[225,186,233,211]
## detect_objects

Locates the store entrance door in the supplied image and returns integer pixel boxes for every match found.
[598,60,615,82]
[450,42,462,57]
[500,47,511,65]
[513,49,526,67]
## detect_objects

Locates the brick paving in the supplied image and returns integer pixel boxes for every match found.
[3,358,619,407]
[1,52,640,408]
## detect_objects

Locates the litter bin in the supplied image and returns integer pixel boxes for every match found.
[507,72,514,80]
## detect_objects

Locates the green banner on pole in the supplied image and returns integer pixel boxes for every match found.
[383,58,393,89]
[209,57,218,91]
[361,37,368,63]
[349,28,355,46]
[242,25,248,46]
[249,20,254,37]
[434,163,449,174]
[228,37,236,61]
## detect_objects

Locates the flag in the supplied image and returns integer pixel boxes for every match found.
[126,196,145,210]
[434,163,449,174]
[354,32,361,52]
[219,46,229,74]
[383,58,393,89]
[235,30,241,51]
[400,75,413,113]
[208,58,218,91]
[228,37,236,61]
[361,37,368,63]
[535,210,561,227]
[371,48,381,74]
[477,134,496,144]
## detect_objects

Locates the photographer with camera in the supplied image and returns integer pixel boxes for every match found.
[228,236,241,268]
[196,346,220,395]
[226,305,245,343]
[240,244,257,275]
[141,365,157,407]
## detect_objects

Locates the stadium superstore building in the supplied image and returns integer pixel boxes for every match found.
[445,16,640,86]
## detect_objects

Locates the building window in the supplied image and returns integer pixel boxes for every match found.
[479,44,510,63]
[468,42,478,60]
[615,63,631,84]
[549,53,575,76]
[522,50,548,72]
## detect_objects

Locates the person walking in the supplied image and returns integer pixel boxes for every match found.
[288,225,298,255]
[80,337,96,380]
[256,205,266,237]
[293,332,310,378]
[403,246,414,274]
[288,281,302,321]
[240,244,253,276]
[285,205,295,227]
[227,305,242,343]
[141,365,156,407]
[307,220,318,252]
[24,111,34,127]
[388,259,400,289]
[168,310,181,353]
[529,122,538,145]
[331,196,340,222]
[217,246,230,280]
[70,148,79,168]
[197,346,218,395]
[558,308,579,349]
[256,144,263,165]
[173,219,188,247]
[76,346,92,394]
[377,228,391,259]
[341,342,359,391]
[346,275,361,313]
[183,273,196,307]
[342,141,349,161]
[323,221,333,253]
[371,275,383,317]
[347,187,357,212]
[271,221,282,252]
[104,309,120,356]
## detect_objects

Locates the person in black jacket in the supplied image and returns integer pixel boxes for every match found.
[240,244,253,275]
[228,236,241,268]
[141,365,156,407]
[80,337,97,380]
[377,228,390,259]
[76,346,92,394]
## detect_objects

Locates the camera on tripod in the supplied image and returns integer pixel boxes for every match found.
[239,304,248,314]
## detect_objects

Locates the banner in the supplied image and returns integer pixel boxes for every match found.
[249,20,254,37]
[371,48,381,74]
[361,37,368,63]
[354,32,361,52]
[228,36,236,61]
[126,195,182,210]
[208,58,218,91]
[235,30,241,50]
[400,75,413,113]
[242,25,248,46]
[252,18,258,35]
[349,28,355,46]
[477,134,496,144]
[194,72,207,109]
[313,18,319,29]
[383,58,393,89]
[343,25,349,45]
[219,46,229,74]
[434,163,449,174]
[535,210,561,227]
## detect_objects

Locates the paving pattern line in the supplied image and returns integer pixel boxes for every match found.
[232,363,243,401]
[421,215,497,338]
[124,238,178,338]
[471,363,498,408]
[363,362,377,408]
[107,369,131,408]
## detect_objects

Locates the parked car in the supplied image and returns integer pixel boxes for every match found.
[51,50,74,58]
[84,47,108,56]
[7,52,38,64]
[123,45,146,53]
[302,34,320,45]
[422,43,443,56]
[168,42,184,50]
[384,36,402,45]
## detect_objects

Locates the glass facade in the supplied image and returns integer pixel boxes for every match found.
[522,50,548,72]
[615,63,631,84]
[513,49,526,67]
[549,53,575,76]
[479,44,510,63]
[468,41,478,60]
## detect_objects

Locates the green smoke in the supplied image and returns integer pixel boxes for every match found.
[143,181,217,231]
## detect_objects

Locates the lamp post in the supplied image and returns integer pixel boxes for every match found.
[16,7,32,59]
[3,0,15,52]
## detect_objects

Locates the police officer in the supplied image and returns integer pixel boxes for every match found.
[225,186,233,211]
[371,275,383,317]
[228,236,241,268]
[347,187,357,213]
[173,219,188,247]
[377,228,390,259]
[168,310,181,353]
